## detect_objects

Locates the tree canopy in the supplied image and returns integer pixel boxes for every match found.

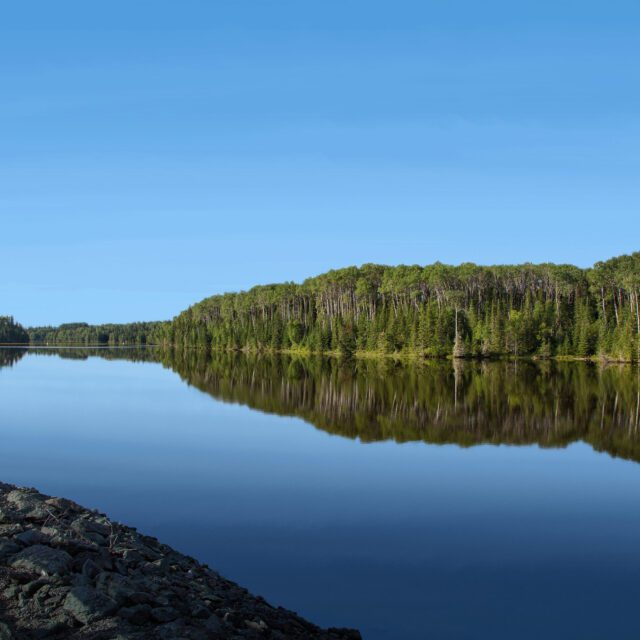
[0,317,29,344]
[15,252,640,362]
[28,321,168,346]
[158,252,640,362]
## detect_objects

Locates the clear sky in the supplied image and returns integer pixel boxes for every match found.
[1,1,639,326]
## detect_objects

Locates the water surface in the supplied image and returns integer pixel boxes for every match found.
[1,347,639,639]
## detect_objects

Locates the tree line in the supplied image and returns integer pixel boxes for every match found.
[10,252,640,361]
[28,321,167,346]
[0,316,29,344]
[160,252,640,362]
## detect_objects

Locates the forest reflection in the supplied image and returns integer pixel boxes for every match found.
[3,347,640,463]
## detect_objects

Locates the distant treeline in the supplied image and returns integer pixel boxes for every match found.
[9,252,640,361]
[28,322,168,346]
[160,252,640,362]
[0,317,29,344]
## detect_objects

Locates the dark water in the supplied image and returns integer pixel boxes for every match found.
[2,347,640,639]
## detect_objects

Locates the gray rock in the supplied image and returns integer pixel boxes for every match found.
[15,528,50,546]
[190,601,211,619]
[9,545,72,575]
[3,585,20,599]
[122,548,144,564]
[81,557,100,579]
[63,585,118,624]
[22,577,52,596]
[0,524,22,536]
[0,537,20,560]
[96,571,137,605]
[119,603,152,625]
[0,483,362,640]
[151,606,180,622]
[204,614,223,632]
[6,490,49,519]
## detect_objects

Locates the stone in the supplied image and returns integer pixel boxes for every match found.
[190,602,211,619]
[0,524,22,536]
[6,490,49,519]
[96,571,137,605]
[151,606,180,622]
[119,603,152,625]
[22,577,52,596]
[0,483,361,640]
[14,528,50,546]
[81,558,101,579]
[204,615,223,632]
[0,537,20,560]
[63,586,118,624]
[246,618,268,632]
[9,545,72,575]
[3,585,20,599]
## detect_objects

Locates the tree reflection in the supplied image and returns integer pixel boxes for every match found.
[3,347,639,463]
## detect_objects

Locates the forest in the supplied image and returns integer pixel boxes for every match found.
[0,316,29,344]
[28,321,167,346]
[162,252,640,362]
[8,252,640,362]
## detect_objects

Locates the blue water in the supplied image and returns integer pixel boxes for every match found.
[2,350,640,639]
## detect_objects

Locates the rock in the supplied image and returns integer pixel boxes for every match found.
[31,618,69,637]
[6,490,49,519]
[0,483,361,640]
[246,618,268,632]
[122,548,144,564]
[204,614,223,632]
[63,585,118,624]
[81,557,100,579]
[3,585,20,599]
[9,544,72,575]
[151,606,180,622]
[0,537,20,559]
[190,602,211,619]
[119,603,152,625]
[22,577,52,596]
[0,524,22,536]
[70,516,110,538]
[95,571,137,605]
[14,528,50,546]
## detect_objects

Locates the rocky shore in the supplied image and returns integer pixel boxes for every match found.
[0,483,361,640]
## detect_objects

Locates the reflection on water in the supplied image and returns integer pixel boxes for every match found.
[6,347,639,462]
[161,350,639,464]
[2,347,640,640]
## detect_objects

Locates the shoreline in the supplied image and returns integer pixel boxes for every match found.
[0,483,361,640]
[9,342,639,365]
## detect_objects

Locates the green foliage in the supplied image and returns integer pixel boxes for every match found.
[28,321,169,346]
[167,252,640,362]
[0,317,29,343]
[15,251,640,362]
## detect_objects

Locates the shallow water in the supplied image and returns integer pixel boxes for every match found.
[1,347,640,639]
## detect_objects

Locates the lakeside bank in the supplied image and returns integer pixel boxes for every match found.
[0,483,361,640]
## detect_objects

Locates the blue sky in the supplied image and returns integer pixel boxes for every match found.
[1,1,639,326]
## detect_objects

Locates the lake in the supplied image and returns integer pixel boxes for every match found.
[1,347,639,639]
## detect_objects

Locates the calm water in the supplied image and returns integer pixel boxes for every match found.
[1,347,640,639]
